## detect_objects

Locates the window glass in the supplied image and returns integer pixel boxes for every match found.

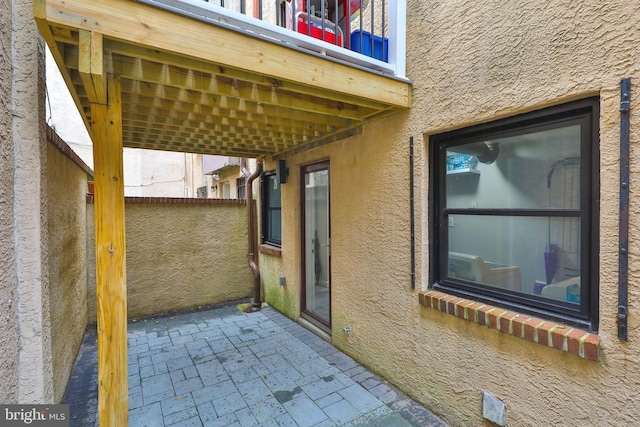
[268,206,282,243]
[267,175,281,208]
[446,215,580,304]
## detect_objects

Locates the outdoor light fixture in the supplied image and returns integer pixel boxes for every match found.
[276,159,288,184]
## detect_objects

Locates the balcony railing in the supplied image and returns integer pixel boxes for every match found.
[137,0,406,78]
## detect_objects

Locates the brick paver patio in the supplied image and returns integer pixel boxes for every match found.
[63,303,447,426]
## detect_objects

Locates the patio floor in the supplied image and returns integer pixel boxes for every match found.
[63,303,447,426]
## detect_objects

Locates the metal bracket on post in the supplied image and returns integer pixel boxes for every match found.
[618,77,631,341]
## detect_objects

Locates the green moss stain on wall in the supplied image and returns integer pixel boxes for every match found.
[261,253,297,319]
[265,283,296,319]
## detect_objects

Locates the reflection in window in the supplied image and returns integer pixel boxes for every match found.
[262,172,281,246]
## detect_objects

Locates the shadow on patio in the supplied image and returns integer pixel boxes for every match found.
[63,302,447,426]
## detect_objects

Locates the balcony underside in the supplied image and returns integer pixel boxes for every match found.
[35,0,411,157]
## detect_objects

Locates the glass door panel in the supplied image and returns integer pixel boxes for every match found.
[301,162,331,328]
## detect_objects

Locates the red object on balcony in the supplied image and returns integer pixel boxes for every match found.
[286,0,365,48]
[286,0,362,16]
[295,12,343,46]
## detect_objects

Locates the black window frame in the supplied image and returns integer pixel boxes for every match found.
[429,98,600,331]
[262,171,282,247]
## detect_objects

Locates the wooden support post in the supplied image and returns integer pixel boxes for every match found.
[79,30,107,104]
[92,73,128,427]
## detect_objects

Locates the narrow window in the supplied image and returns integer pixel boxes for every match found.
[429,98,599,330]
[237,177,246,200]
[262,172,282,247]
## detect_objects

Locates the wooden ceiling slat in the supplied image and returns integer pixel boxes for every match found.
[71,67,356,130]
[123,109,321,143]
[65,48,376,121]
[122,115,309,146]
[123,131,291,156]
[123,115,303,143]
[117,83,347,133]
[119,95,334,135]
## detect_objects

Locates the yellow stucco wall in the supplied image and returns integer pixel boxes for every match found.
[87,201,252,320]
[47,138,90,403]
[260,1,640,425]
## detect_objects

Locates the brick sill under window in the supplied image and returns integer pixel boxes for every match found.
[259,244,281,257]
[418,290,600,361]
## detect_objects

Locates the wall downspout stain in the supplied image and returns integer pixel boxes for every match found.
[242,158,263,312]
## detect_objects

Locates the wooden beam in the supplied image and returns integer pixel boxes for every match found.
[32,5,94,138]
[103,39,392,111]
[40,0,411,107]
[79,30,107,104]
[49,28,401,112]
[92,73,128,427]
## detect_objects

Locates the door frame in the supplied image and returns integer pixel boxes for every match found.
[300,160,331,332]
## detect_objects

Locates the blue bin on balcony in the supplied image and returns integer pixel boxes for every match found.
[350,30,389,62]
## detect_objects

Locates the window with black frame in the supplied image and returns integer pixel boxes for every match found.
[262,172,282,247]
[429,98,599,330]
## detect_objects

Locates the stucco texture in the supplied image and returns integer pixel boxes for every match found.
[0,0,19,404]
[11,0,53,403]
[260,1,640,425]
[47,139,89,403]
[87,202,252,320]
[259,159,301,320]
